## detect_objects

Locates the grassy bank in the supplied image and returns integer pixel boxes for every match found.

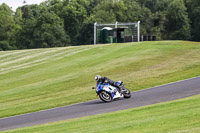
[4,94,200,133]
[0,41,200,118]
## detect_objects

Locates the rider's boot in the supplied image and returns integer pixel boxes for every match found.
[113,82,126,93]
[118,86,126,93]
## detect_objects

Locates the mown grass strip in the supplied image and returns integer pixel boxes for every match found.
[0,41,200,118]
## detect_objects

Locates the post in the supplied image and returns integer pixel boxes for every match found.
[94,22,97,45]
[115,21,118,28]
[137,21,140,42]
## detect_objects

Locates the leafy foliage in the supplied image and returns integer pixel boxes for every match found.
[185,0,200,41]
[0,4,17,50]
[165,0,191,40]
[0,0,199,50]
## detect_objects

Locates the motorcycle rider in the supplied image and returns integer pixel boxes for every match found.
[95,75,124,92]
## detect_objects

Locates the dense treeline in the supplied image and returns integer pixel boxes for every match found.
[0,0,199,50]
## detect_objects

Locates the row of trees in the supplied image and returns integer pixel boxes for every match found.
[0,0,199,50]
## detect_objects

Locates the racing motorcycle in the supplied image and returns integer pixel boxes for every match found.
[92,81,131,102]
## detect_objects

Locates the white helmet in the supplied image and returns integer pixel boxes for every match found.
[95,75,101,81]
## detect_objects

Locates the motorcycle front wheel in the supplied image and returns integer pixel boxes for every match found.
[122,88,131,98]
[99,91,113,102]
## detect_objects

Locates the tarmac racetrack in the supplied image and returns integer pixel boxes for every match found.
[0,76,200,131]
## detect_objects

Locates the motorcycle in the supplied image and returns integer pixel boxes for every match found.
[92,81,131,102]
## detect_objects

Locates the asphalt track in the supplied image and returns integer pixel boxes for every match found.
[0,76,200,131]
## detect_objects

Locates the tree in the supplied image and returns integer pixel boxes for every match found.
[0,3,13,15]
[15,4,70,49]
[0,3,17,50]
[61,0,89,45]
[2,0,198,50]
[86,0,102,15]
[76,16,95,45]
[41,0,64,16]
[33,11,70,48]
[75,0,102,45]
[123,0,155,36]
[141,0,170,39]
[165,0,191,40]
[92,0,127,23]
[15,5,39,49]
[185,0,200,41]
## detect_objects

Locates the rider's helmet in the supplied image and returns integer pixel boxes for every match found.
[95,75,101,81]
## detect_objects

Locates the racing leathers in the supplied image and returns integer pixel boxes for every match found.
[96,76,123,92]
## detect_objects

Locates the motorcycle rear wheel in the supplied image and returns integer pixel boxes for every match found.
[99,91,113,102]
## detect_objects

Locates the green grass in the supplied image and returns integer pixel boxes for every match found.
[3,94,200,133]
[0,41,200,118]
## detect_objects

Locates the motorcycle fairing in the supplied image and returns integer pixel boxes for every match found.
[96,82,123,99]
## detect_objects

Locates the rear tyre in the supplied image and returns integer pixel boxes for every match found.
[122,88,131,98]
[99,91,113,102]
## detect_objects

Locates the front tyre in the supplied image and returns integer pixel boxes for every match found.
[122,88,131,98]
[99,91,113,102]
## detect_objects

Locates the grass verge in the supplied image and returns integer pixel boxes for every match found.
[0,41,200,118]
